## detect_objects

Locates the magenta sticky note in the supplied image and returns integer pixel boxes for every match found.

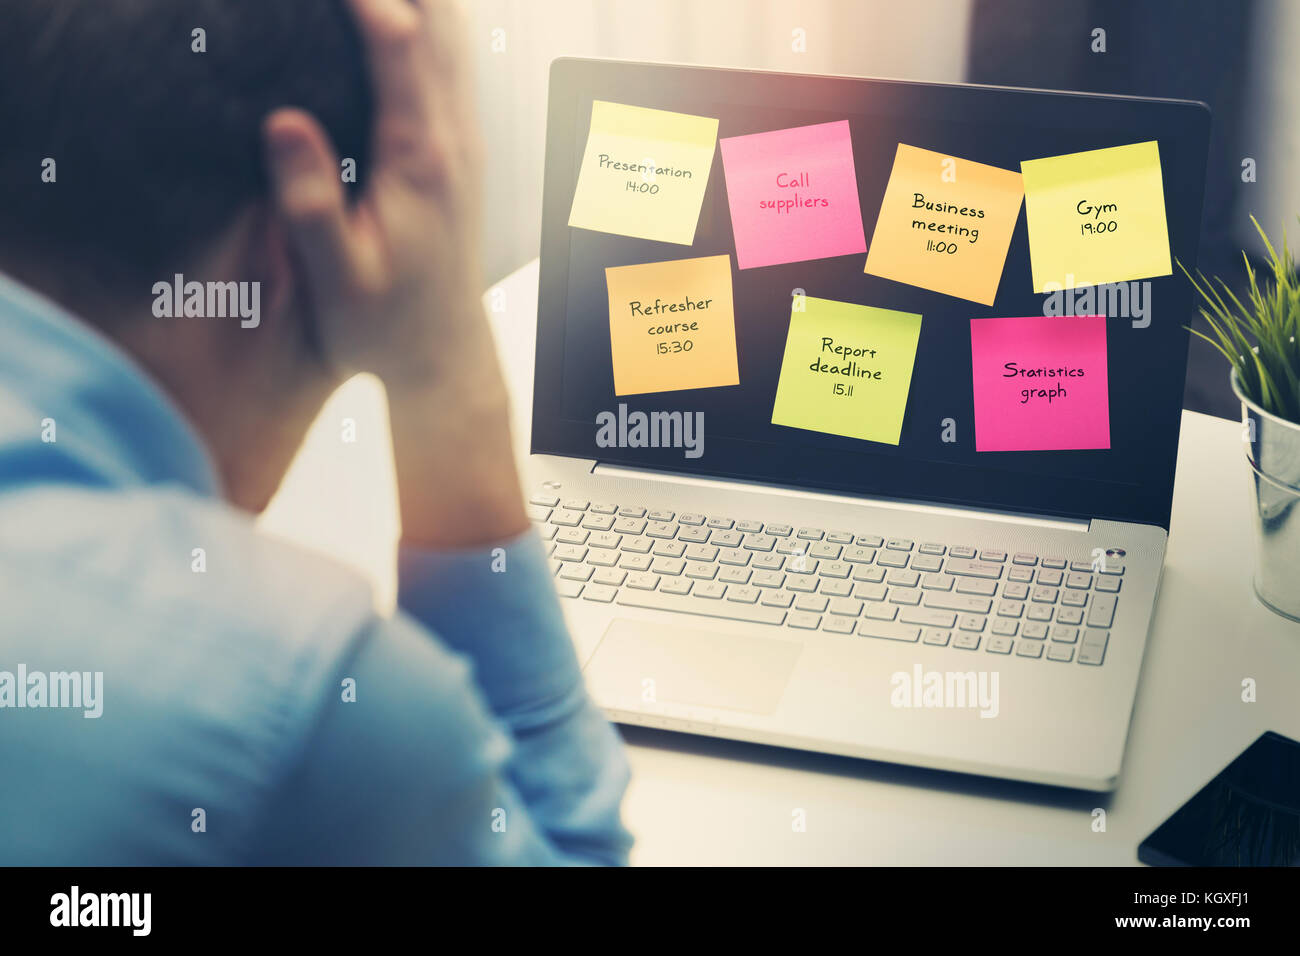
[970,315,1110,452]
[719,120,867,270]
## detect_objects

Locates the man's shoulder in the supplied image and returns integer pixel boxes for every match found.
[0,481,377,643]
[0,483,383,863]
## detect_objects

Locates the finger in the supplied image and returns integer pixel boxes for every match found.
[344,0,436,153]
[263,108,360,295]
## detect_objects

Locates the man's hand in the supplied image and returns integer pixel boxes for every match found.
[264,0,528,548]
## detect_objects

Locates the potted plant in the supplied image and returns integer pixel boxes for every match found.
[1183,217,1300,621]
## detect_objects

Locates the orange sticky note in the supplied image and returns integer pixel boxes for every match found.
[605,255,740,396]
[864,144,1024,305]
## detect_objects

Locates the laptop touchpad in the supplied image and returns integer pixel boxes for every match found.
[587,619,802,716]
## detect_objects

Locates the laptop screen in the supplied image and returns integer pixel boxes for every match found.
[533,59,1211,529]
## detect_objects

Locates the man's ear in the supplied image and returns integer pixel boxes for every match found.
[246,205,296,334]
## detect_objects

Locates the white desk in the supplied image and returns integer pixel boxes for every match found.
[262,259,1300,866]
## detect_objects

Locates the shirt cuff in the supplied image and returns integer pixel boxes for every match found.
[396,527,582,716]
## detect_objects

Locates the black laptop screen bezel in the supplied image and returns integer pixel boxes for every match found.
[532,58,1212,530]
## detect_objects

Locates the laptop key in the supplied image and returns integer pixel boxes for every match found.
[587,550,620,568]
[592,568,626,587]
[809,542,842,559]
[795,595,828,613]
[1015,640,1043,658]
[622,536,654,554]
[613,517,646,534]
[660,577,693,596]
[1078,631,1109,665]
[751,552,785,570]
[911,554,943,572]
[945,559,1002,579]
[1057,607,1084,626]
[618,506,646,518]
[683,543,717,561]
[918,543,946,556]
[751,570,785,588]
[855,535,884,548]
[555,579,583,598]
[923,629,951,646]
[820,578,854,597]
[717,566,751,584]
[924,593,992,614]
[1096,576,1121,593]
[677,526,712,544]
[899,608,956,628]
[529,494,560,507]
[728,586,761,604]
[864,602,898,620]
[766,523,793,537]
[1086,593,1117,628]
[760,590,794,608]
[991,618,1018,636]
[559,564,593,582]
[562,498,590,511]
[949,545,977,559]
[615,589,786,625]
[590,503,619,515]
[677,512,706,525]
[819,561,852,579]
[735,520,764,533]
[581,513,616,531]
[823,617,857,635]
[644,521,676,539]
[526,504,552,522]
[826,531,855,545]
[712,531,744,548]
[650,558,685,576]
[555,527,589,545]
[1046,644,1074,662]
[956,578,997,596]
[986,636,1013,654]
[684,562,717,580]
[952,632,980,650]
[582,584,617,603]
[706,517,734,530]
[788,611,822,630]
[552,544,587,562]
[625,572,659,590]
[619,553,653,571]
[829,598,864,616]
[718,548,750,566]
[743,533,777,552]
[857,620,920,642]
[1011,553,1038,566]
[647,509,674,522]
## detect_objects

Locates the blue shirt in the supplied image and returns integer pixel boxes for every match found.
[0,273,632,865]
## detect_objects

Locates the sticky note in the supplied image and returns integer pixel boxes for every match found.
[719,120,867,270]
[770,296,922,445]
[568,100,719,245]
[970,315,1110,452]
[1020,141,1171,292]
[864,144,1024,305]
[605,255,739,396]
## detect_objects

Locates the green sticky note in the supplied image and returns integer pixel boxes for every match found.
[771,296,923,445]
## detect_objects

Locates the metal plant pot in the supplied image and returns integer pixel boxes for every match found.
[1232,368,1300,621]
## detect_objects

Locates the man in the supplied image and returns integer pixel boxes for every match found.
[0,0,632,864]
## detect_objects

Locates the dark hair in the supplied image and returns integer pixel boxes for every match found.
[0,0,373,296]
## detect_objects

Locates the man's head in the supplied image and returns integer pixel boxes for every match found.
[0,0,376,509]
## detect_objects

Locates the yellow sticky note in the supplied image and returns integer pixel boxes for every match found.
[771,296,922,445]
[864,144,1024,305]
[569,100,719,245]
[605,255,739,396]
[1021,141,1171,292]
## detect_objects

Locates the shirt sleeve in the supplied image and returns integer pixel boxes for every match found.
[246,528,633,865]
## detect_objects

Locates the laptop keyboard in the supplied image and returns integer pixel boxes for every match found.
[529,494,1124,666]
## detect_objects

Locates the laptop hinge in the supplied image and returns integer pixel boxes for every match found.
[590,462,1091,533]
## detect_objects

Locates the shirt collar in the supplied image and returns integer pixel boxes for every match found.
[0,270,223,498]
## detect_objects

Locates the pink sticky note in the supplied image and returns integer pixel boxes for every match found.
[970,315,1110,452]
[719,120,867,270]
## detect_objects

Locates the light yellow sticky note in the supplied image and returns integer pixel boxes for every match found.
[1021,141,1171,292]
[569,101,719,245]
[771,296,922,445]
[605,255,739,396]
[864,144,1024,305]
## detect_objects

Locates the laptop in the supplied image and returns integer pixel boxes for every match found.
[527,58,1211,790]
